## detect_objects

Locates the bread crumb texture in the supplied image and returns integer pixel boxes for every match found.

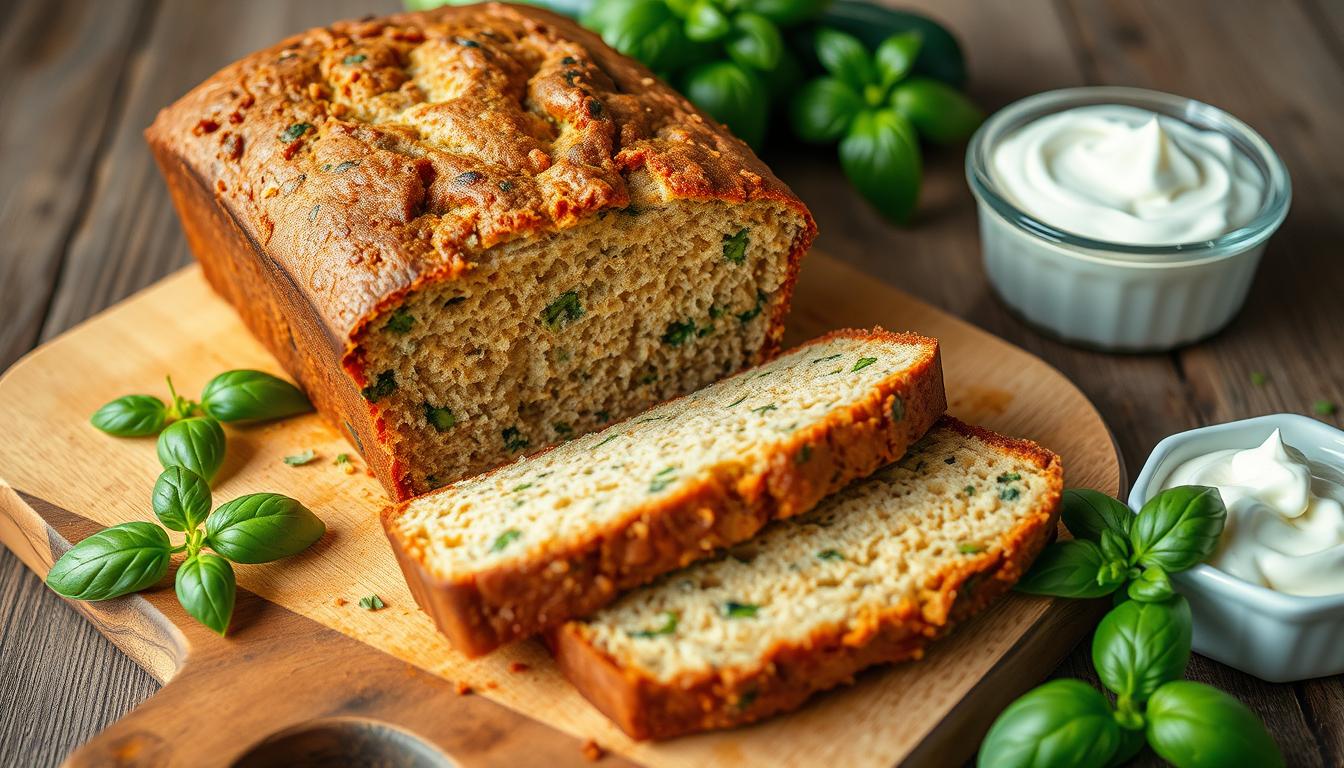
[567,419,1059,685]
[389,331,935,577]
[148,3,814,497]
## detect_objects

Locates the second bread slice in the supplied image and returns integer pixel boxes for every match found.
[549,417,1063,739]
[383,328,945,655]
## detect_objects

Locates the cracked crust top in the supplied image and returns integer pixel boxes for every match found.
[145,2,811,347]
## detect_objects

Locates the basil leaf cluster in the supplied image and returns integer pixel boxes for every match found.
[46,466,324,636]
[978,486,1282,767]
[91,370,310,439]
[791,27,981,223]
[1017,487,1225,604]
[584,0,829,150]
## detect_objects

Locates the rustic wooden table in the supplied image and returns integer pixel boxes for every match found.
[1,0,1340,765]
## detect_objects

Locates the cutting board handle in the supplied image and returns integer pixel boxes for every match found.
[1,488,626,768]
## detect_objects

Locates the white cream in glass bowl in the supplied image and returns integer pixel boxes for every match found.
[966,87,1290,352]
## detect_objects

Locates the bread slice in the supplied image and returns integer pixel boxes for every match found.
[145,4,815,500]
[549,417,1062,740]
[383,329,945,656]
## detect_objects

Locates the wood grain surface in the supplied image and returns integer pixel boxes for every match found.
[1,0,1341,766]
[0,253,1119,767]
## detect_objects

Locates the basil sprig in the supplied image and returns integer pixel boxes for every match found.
[978,486,1280,767]
[91,369,310,437]
[791,27,982,223]
[1016,485,1225,605]
[93,369,313,489]
[45,466,324,635]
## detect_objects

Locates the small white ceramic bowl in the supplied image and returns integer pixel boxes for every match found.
[1129,414,1344,682]
[966,87,1291,352]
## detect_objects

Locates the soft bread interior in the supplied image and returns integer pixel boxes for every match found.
[570,423,1057,681]
[357,198,805,494]
[387,333,931,575]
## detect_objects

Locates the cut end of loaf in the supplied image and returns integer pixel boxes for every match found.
[354,198,810,497]
[551,417,1063,740]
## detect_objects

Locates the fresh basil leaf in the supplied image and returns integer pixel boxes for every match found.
[977,679,1122,768]
[890,76,983,144]
[814,1,967,88]
[156,416,226,483]
[205,492,325,564]
[791,77,863,143]
[681,60,768,149]
[1127,566,1175,602]
[1016,540,1121,598]
[1061,489,1134,543]
[685,0,730,41]
[814,27,875,91]
[45,521,172,601]
[839,109,921,224]
[200,369,312,423]
[1130,485,1226,572]
[583,0,646,31]
[725,12,782,71]
[600,0,703,73]
[1092,596,1191,703]
[176,553,236,636]
[1146,681,1284,768]
[874,31,922,89]
[91,395,168,437]
[1099,528,1130,564]
[151,466,212,532]
[748,0,830,25]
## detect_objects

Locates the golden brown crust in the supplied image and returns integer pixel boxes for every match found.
[382,328,945,656]
[146,2,815,500]
[547,416,1064,740]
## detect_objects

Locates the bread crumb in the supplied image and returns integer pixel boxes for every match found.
[455,681,473,695]
[485,681,499,690]
[334,597,348,607]
[508,661,530,673]
[581,740,604,762]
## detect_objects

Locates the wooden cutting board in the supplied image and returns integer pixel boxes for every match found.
[0,252,1121,768]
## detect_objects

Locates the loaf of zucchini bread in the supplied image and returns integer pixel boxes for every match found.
[146,3,815,499]
[383,329,945,656]
[549,417,1063,740]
